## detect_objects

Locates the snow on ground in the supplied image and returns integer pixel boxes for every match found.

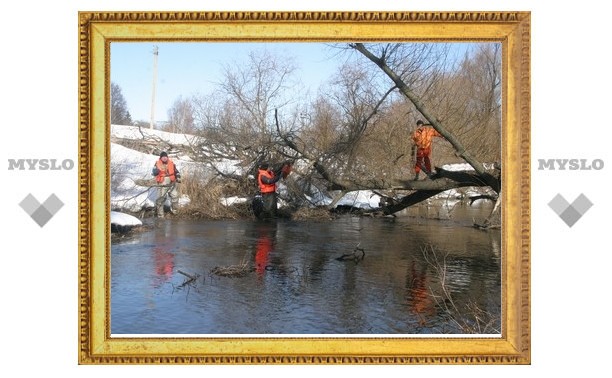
[110,125,496,227]
[111,211,142,227]
[111,124,202,147]
[220,196,248,206]
[336,190,382,209]
[110,142,206,212]
[110,138,244,213]
[440,162,497,171]
[111,143,169,212]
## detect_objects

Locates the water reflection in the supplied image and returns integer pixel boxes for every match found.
[152,246,174,286]
[151,222,176,287]
[111,204,501,335]
[254,222,277,277]
[405,260,435,319]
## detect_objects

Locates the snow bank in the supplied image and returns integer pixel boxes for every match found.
[220,196,248,206]
[109,125,498,225]
[336,191,381,209]
[110,143,159,212]
[441,162,498,171]
[110,211,142,226]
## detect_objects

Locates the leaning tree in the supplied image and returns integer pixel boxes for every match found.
[274,42,502,225]
[118,44,503,226]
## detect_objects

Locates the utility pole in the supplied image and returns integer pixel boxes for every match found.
[150,45,158,129]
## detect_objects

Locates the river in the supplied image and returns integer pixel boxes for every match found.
[111,201,501,335]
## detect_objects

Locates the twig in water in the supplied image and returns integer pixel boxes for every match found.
[177,270,200,288]
[335,243,366,263]
[421,244,500,334]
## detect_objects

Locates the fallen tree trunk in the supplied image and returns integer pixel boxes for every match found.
[350,43,501,194]
[381,190,443,215]
[372,167,500,215]
[321,166,497,192]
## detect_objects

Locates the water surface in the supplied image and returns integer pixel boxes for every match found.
[111,202,501,335]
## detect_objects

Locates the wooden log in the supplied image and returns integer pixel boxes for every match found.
[134,178,174,187]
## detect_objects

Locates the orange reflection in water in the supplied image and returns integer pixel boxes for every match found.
[406,261,435,321]
[254,223,277,277]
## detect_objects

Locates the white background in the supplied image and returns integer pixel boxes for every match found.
[2,0,610,376]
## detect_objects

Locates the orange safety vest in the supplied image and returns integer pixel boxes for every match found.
[412,126,442,150]
[155,159,177,183]
[258,169,276,194]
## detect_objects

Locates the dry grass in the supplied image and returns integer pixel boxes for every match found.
[422,244,501,334]
[178,170,252,219]
[210,262,255,277]
[210,253,255,277]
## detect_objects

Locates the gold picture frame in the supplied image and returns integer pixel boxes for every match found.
[78,11,530,364]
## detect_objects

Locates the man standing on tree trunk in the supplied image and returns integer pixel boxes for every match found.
[411,120,444,180]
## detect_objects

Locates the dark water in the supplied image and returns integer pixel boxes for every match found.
[111,202,501,335]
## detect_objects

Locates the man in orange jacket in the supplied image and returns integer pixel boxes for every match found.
[256,161,292,219]
[152,151,181,217]
[411,120,444,180]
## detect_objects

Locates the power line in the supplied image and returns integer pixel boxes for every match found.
[150,45,158,129]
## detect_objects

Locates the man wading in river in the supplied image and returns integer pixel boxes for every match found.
[152,151,181,218]
[256,161,292,219]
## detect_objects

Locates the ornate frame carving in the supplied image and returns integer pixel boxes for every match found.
[78,11,530,364]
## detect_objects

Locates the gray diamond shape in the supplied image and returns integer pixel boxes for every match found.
[571,193,593,215]
[19,193,64,227]
[41,194,64,215]
[548,193,570,216]
[559,205,582,228]
[30,205,53,227]
[19,193,41,215]
[549,193,594,227]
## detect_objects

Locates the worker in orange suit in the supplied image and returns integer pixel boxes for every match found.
[411,120,445,180]
[256,160,293,219]
[152,151,181,217]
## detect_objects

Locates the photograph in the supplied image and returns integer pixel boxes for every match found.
[79,10,530,363]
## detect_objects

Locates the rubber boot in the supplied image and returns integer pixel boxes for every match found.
[156,201,165,218]
[170,201,179,215]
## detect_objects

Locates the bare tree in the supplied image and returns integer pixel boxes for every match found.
[452,44,502,162]
[260,42,502,224]
[350,43,500,191]
[219,49,298,134]
[166,96,195,134]
[112,43,503,222]
[185,49,301,188]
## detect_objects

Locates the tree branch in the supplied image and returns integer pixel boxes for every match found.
[352,43,500,193]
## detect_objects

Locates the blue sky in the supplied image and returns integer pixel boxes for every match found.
[110,42,354,123]
[110,41,477,124]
